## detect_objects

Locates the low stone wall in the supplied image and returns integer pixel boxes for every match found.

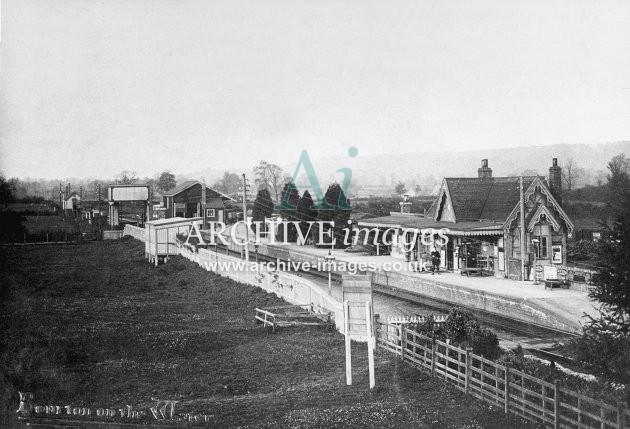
[371,271,579,333]
[178,244,344,332]
[139,229,582,334]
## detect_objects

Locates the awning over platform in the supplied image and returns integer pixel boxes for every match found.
[357,216,504,237]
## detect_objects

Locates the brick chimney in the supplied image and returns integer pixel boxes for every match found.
[548,158,562,203]
[478,159,492,179]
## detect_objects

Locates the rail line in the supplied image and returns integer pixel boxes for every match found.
[209,243,577,346]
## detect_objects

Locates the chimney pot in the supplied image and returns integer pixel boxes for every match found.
[478,159,492,178]
[549,157,562,203]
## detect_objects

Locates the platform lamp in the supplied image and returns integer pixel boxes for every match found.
[532,238,540,285]
[325,250,335,295]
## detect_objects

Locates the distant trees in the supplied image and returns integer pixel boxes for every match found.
[562,157,585,191]
[297,190,317,241]
[0,174,17,205]
[316,183,351,248]
[156,171,177,194]
[251,188,274,229]
[254,161,288,202]
[394,181,407,196]
[116,170,138,185]
[276,182,300,242]
[213,172,240,196]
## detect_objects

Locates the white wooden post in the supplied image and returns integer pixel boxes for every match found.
[365,301,375,389]
[154,228,159,267]
[554,380,560,429]
[504,363,510,414]
[617,402,626,429]
[400,324,406,360]
[344,300,352,385]
[465,348,471,395]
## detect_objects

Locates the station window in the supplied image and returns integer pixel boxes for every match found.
[206,209,215,217]
[534,236,548,258]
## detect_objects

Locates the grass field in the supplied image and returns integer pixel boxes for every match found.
[0,239,539,428]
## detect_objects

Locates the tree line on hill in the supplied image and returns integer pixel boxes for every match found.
[250,181,352,248]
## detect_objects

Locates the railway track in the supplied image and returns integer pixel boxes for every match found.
[209,244,577,349]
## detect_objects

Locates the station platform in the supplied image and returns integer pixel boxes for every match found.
[218,227,599,334]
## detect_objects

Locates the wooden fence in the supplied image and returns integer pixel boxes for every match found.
[123,224,146,242]
[376,321,629,429]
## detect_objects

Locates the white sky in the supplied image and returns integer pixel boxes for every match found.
[1,0,629,179]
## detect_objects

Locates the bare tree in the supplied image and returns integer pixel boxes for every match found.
[116,170,138,185]
[253,161,287,202]
[394,181,407,196]
[562,158,584,191]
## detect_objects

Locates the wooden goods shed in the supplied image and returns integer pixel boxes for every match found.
[145,217,202,266]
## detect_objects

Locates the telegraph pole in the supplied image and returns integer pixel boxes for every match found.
[201,177,207,228]
[242,174,250,261]
[519,176,526,281]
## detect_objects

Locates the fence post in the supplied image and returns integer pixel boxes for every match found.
[365,301,375,390]
[504,363,510,414]
[617,402,626,429]
[400,325,406,360]
[431,339,436,376]
[344,300,352,386]
[554,379,560,429]
[465,348,472,395]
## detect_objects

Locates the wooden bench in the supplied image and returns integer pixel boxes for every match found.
[460,267,486,277]
[544,280,570,290]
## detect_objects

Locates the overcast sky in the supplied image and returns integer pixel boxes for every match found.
[1,0,629,179]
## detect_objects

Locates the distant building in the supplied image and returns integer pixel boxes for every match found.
[162,181,235,226]
[358,158,574,280]
[62,192,80,211]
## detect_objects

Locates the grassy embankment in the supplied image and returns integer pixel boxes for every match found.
[0,239,537,428]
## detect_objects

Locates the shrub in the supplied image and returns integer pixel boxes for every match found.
[568,332,630,383]
[443,308,480,345]
[470,328,501,360]
[409,308,501,360]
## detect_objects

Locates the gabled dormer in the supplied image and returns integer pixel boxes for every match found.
[502,176,574,235]
[434,179,456,222]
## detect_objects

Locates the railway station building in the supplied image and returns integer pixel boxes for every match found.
[357,159,574,281]
[162,181,235,227]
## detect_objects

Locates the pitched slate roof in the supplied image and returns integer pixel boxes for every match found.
[162,181,235,201]
[162,181,197,196]
[205,198,225,209]
[441,176,538,222]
